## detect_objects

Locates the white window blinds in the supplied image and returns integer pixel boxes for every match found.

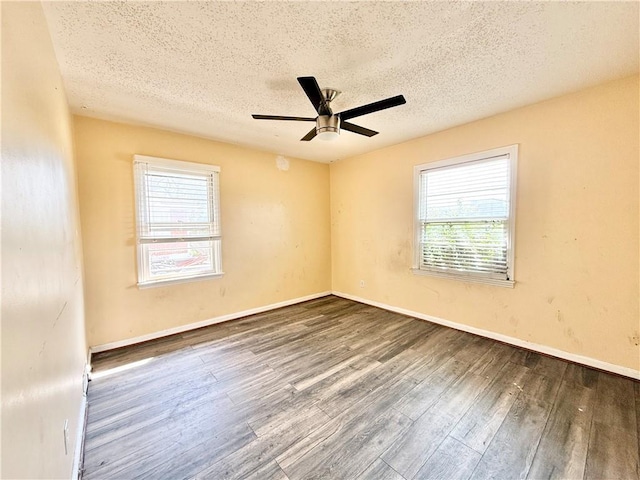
[133,156,222,286]
[415,146,517,285]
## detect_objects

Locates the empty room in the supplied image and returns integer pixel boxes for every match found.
[2,1,639,479]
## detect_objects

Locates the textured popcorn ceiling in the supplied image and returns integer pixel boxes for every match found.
[42,1,638,163]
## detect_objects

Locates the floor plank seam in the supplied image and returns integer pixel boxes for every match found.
[525,363,572,480]
[582,375,601,480]
[381,456,408,480]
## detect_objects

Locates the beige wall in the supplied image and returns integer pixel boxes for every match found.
[1,3,87,478]
[74,116,331,347]
[331,75,639,372]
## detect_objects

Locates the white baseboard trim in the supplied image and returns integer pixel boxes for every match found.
[71,392,88,480]
[333,291,640,380]
[90,291,332,354]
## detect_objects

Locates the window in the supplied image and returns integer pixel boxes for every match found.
[133,155,222,287]
[413,145,517,287]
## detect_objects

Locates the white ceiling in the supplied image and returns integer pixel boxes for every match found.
[42,1,639,163]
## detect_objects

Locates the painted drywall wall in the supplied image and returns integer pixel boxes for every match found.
[331,75,639,372]
[1,3,87,478]
[74,116,331,347]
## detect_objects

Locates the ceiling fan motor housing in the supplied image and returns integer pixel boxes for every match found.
[317,115,340,135]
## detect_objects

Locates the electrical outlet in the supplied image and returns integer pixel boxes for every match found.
[359,280,365,288]
[63,419,69,455]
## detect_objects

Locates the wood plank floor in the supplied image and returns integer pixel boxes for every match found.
[83,296,640,479]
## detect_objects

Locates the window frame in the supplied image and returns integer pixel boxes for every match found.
[412,145,518,288]
[133,155,223,288]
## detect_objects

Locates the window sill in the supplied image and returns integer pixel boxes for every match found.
[411,268,515,288]
[137,272,224,289]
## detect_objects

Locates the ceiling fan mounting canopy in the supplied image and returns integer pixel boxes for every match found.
[252,76,406,142]
[322,88,341,104]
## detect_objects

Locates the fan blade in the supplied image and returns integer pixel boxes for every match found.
[252,114,316,121]
[297,76,330,115]
[338,95,406,121]
[341,121,378,137]
[301,127,317,141]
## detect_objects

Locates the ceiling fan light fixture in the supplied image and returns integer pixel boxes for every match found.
[317,115,340,141]
[318,130,340,141]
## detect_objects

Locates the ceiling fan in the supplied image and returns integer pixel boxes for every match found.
[252,76,406,141]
